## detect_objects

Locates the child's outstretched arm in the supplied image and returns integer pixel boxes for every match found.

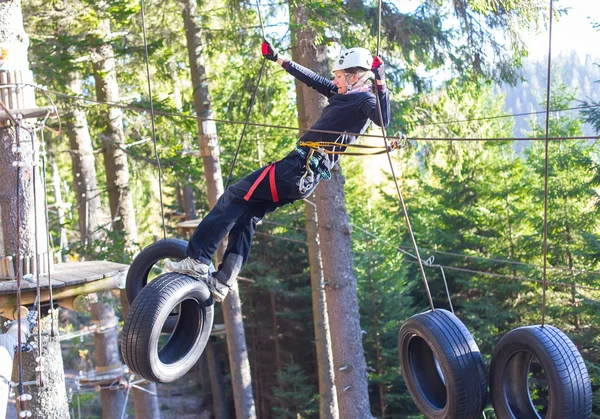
[262,40,337,98]
[359,56,391,127]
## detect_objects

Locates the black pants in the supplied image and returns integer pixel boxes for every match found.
[186,151,319,271]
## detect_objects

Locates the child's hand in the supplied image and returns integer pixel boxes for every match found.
[261,40,279,61]
[371,56,385,81]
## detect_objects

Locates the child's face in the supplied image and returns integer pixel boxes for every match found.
[333,70,353,94]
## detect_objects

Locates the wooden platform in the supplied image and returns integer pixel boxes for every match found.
[0,261,128,317]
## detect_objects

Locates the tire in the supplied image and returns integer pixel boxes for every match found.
[489,325,592,419]
[125,238,215,305]
[126,238,188,305]
[121,272,214,383]
[398,309,487,419]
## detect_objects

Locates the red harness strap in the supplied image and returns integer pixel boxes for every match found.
[244,162,279,202]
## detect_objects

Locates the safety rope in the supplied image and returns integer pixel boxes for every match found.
[140,0,167,239]
[225,0,267,189]
[540,0,554,327]
[298,134,406,156]
[373,0,435,311]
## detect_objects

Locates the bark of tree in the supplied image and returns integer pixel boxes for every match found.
[50,157,69,262]
[65,70,108,247]
[182,175,197,220]
[90,293,125,419]
[288,5,373,415]
[179,0,255,417]
[205,338,229,419]
[0,1,48,275]
[90,19,138,252]
[14,313,69,419]
[315,166,372,417]
[0,3,68,417]
[289,4,339,418]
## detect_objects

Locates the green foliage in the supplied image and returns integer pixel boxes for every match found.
[272,364,319,418]
[17,0,598,416]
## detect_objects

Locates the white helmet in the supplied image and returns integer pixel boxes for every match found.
[332,48,373,72]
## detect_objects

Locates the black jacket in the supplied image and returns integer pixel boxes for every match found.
[284,60,391,170]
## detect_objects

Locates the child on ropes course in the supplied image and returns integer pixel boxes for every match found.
[167,39,391,302]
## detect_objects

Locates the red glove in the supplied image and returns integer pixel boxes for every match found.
[371,56,385,81]
[261,39,279,61]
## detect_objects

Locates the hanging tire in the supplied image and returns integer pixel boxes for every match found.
[121,272,214,383]
[398,309,487,419]
[489,325,592,419]
[125,238,188,305]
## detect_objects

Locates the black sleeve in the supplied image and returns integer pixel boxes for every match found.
[359,89,390,127]
[283,60,338,98]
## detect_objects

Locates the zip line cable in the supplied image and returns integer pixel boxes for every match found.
[411,103,600,128]
[541,0,554,327]
[374,0,435,311]
[10,83,599,145]
[140,0,167,239]
[252,229,600,293]
[261,217,600,279]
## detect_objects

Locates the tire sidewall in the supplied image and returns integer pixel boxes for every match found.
[490,326,564,419]
[145,275,213,382]
[399,317,456,418]
[125,238,188,305]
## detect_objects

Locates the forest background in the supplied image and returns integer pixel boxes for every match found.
[5,0,600,417]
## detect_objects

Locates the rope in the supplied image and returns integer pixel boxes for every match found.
[29,123,44,388]
[412,103,600,128]
[225,61,266,189]
[253,225,600,293]
[140,0,167,239]
[14,113,25,411]
[374,0,435,311]
[224,0,268,189]
[298,136,405,156]
[12,83,599,144]
[540,0,554,327]
[39,129,55,336]
[262,218,600,278]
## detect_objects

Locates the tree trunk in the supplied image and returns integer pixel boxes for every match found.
[288,10,373,413]
[0,3,67,416]
[205,338,229,419]
[289,4,339,418]
[13,312,70,419]
[369,274,386,418]
[120,290,161,419]
[90,293,125,419]
[50,156,69,262]
[65,69,108,247]
[182,175,197,220]
[180,0,256,417]
[0,3,48,276]
[90,19,138,253]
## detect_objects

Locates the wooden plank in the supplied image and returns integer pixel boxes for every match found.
[0,261,128,295]
[0,106,56,123]
[0,273,126,311]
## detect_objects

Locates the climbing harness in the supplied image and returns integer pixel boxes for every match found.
[243,162,279,202]
[298,132,406,156]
